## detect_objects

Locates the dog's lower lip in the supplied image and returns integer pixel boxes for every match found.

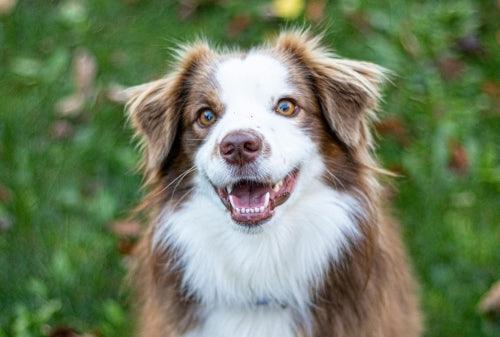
[214,169,299,226]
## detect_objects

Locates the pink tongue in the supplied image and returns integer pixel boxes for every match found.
[230,182,270,209]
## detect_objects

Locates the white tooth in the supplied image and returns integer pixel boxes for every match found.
[249,208,255,213]
[259,206,265,212]
[229,195,236,208]
[253,207,259,213]
[273,180,283,192]
[264,192,270,208]
[236,208,241,213]
[245,208,251,214]
[227,184,233,194]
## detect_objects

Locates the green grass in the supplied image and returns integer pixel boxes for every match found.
[0,1,499,336]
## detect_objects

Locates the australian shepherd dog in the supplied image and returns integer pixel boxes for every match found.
[126,30,422,337]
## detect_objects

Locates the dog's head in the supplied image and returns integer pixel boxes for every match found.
[128,31,385,230]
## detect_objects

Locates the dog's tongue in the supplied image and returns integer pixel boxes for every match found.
[230,182,270,208]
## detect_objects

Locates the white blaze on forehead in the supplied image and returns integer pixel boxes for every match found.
[215,53,290,109]
[196,52,310,187]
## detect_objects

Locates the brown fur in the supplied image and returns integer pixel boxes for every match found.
[127,30,422,337]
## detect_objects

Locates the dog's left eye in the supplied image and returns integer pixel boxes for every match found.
[198,109,217,127]
[275,99,298,117]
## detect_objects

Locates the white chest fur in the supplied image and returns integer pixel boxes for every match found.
[154,179,361,337]
[185,306,296,337]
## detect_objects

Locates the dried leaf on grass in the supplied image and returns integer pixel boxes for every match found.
[478,282,500,315]
[482,81,500,98]
[305,0,326,23]
[73,48,97,96]
[448,141,469,175]
[55,95,86,117]
[227,13,252,39]
[375,117,409,145]
[50,120,75,140]
[49,326,98,337]
[437,56,465,80]
[0,185,12,203]
[55,48,97,117]
[177,0,219,21]
[346,11,372,33]
[122,0,141,5]
[0,0,17,14]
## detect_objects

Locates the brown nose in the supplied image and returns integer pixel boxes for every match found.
[220,130,262,165]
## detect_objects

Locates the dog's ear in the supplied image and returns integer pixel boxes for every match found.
[126,78,177,173]
[126,42,212,174]
[273,30,387,148]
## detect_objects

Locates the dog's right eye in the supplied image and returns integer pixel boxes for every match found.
[198,109,217,127]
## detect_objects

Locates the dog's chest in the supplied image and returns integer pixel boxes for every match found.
[156,182,360,336]
[185,306,297,337]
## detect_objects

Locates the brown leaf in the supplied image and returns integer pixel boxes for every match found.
[482,81,500,98]
[437,56,465,80]
[305,0,326,23]
[0,184,12,203]
[110,219,141,238]
[49,327,80,337]
[448,141,469,175]
[478,281,500,315]
[50,120,75,140]
[227,13,252,39]
[375,117,409,145]
[73,48,97,97]
[55,94,86,116]
[0,0,17,14]
[55,48,97,117]
[346,11,372,33]
[177,0,197,20]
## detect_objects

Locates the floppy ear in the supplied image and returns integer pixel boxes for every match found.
[273,30,387,148]
[126,78,178,172]
[126,42,212,174]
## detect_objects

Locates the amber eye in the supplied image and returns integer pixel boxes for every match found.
[275,99,298,117]
[198,109,217,127]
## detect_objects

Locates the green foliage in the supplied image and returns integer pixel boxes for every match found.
[0,0,498,336]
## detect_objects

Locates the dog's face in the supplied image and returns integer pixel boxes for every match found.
[195,53,321,226]
[128,31,384,231]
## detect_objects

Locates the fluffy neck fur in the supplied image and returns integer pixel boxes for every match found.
[146,143,374,336]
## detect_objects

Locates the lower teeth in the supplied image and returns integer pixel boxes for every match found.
[236,207,265,214]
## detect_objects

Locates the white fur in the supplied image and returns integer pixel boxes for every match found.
[153,52,363,337]
[185,307,296,337]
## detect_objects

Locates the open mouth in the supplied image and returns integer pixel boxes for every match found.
[215,169,299,226]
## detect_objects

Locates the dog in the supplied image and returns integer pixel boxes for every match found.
[126,30,422,337]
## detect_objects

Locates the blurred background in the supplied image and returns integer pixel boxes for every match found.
[0,0,499,336]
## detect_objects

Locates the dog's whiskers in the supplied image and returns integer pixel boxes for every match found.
[324,168,345,190]
[169,166,197,199]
